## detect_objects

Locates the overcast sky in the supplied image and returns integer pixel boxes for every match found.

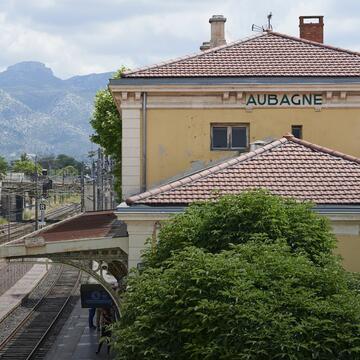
[0,0,359,79]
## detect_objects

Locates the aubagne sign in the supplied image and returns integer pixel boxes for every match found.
[246,93,323,106]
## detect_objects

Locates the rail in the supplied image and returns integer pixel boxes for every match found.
[0,203,81,244]
[0,266,81,359]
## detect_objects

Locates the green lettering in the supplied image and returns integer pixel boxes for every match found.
[314,94,322,105]
[246,95,257,106]
[257,94,267,106]
[268,94,278,106]
[303,94,312,105]
[279,94,291,106]
[291,94,301,105]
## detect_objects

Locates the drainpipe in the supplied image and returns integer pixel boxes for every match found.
[141,92,147,192]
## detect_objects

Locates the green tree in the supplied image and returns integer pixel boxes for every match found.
[55,154,82,172]
[112,242,360,360]
[12,159,41,175]
[0,156,8,179]
[57,165,78,176]
[112,192,360,359]
[145,190,336,267]
[90,68,125,199]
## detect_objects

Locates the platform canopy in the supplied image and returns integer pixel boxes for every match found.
[0,211,129,311]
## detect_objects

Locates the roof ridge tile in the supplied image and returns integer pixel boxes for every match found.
[269,31,360,57]
[284,134,360,164]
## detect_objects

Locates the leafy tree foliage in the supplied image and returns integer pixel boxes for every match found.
[112,192,360,359]
[12,159,41,175]
[112,242,360,360]
[90,68,125,199]
[0,156,8,179]
[145,190,336,267]
[53,154,82,172]
[38,154,82,173]
[56,165,78,176]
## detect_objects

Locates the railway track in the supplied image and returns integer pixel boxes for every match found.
[0,203,81,244]
[0,266,81,360]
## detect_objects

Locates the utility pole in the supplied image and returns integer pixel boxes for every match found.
[34,155,39,231]
[104,155,108,210]
[97,148,104,211]
[100,148,104,210]
[7,194,11,242]
[109,157,114,209]
[80,162,85,212]
[92,160,96,211]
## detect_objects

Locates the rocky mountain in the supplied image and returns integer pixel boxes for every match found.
[0,61,114,159]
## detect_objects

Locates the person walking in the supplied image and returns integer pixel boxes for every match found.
[95,308,112,355]
[88,307,96,330]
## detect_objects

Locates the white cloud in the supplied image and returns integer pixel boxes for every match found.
[0,0,358,78]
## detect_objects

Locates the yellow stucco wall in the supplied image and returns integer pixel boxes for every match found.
[146,108,360,187]
[335,235,360,272]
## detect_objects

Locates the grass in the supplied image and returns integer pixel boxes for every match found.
[22,192,81,221]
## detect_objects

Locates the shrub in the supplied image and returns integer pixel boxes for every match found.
[145,191,336,267]
[112,241,360,360]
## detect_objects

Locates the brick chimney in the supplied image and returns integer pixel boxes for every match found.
[200,15,227,51]
[299,16,324,43]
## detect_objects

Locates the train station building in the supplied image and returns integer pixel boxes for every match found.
[1,15,359,281]
[109,15,360,199]
[109,15,360,271]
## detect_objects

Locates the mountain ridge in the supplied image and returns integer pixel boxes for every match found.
[0,61,114,159]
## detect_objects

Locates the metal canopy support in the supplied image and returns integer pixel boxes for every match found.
[6,247,128,315]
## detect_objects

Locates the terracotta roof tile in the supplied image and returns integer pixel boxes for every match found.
[123,32,360,78]
[127,136,360,206]
[19,212,127,243]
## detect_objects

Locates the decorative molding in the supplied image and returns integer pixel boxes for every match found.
[110,83,360,94]
[222,91,230,100]
[236,91,244,101]
[140,93,360,109]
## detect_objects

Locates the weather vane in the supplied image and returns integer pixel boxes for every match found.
[252,12,273,32]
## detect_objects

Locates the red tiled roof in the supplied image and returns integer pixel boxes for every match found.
[21,211,127,243]
[127,135,360,206]
[123,32,360,78]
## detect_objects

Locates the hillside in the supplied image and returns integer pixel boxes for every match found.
[0,61,114,159]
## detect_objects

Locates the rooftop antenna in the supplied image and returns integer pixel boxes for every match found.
[267,12,273,31]
[251,12,273,32]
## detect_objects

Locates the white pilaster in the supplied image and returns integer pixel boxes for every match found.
[122,108,141,199]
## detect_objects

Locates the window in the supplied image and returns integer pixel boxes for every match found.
[291,125,303,139]
[211,124,248,150]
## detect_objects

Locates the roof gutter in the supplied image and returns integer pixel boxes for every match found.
[116,203,360,216]
[110,76,360,86]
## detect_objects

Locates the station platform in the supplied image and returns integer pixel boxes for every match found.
[45,299,114,360]
[0,263,47,321]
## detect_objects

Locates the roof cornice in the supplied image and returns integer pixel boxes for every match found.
[109,77,360,90]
